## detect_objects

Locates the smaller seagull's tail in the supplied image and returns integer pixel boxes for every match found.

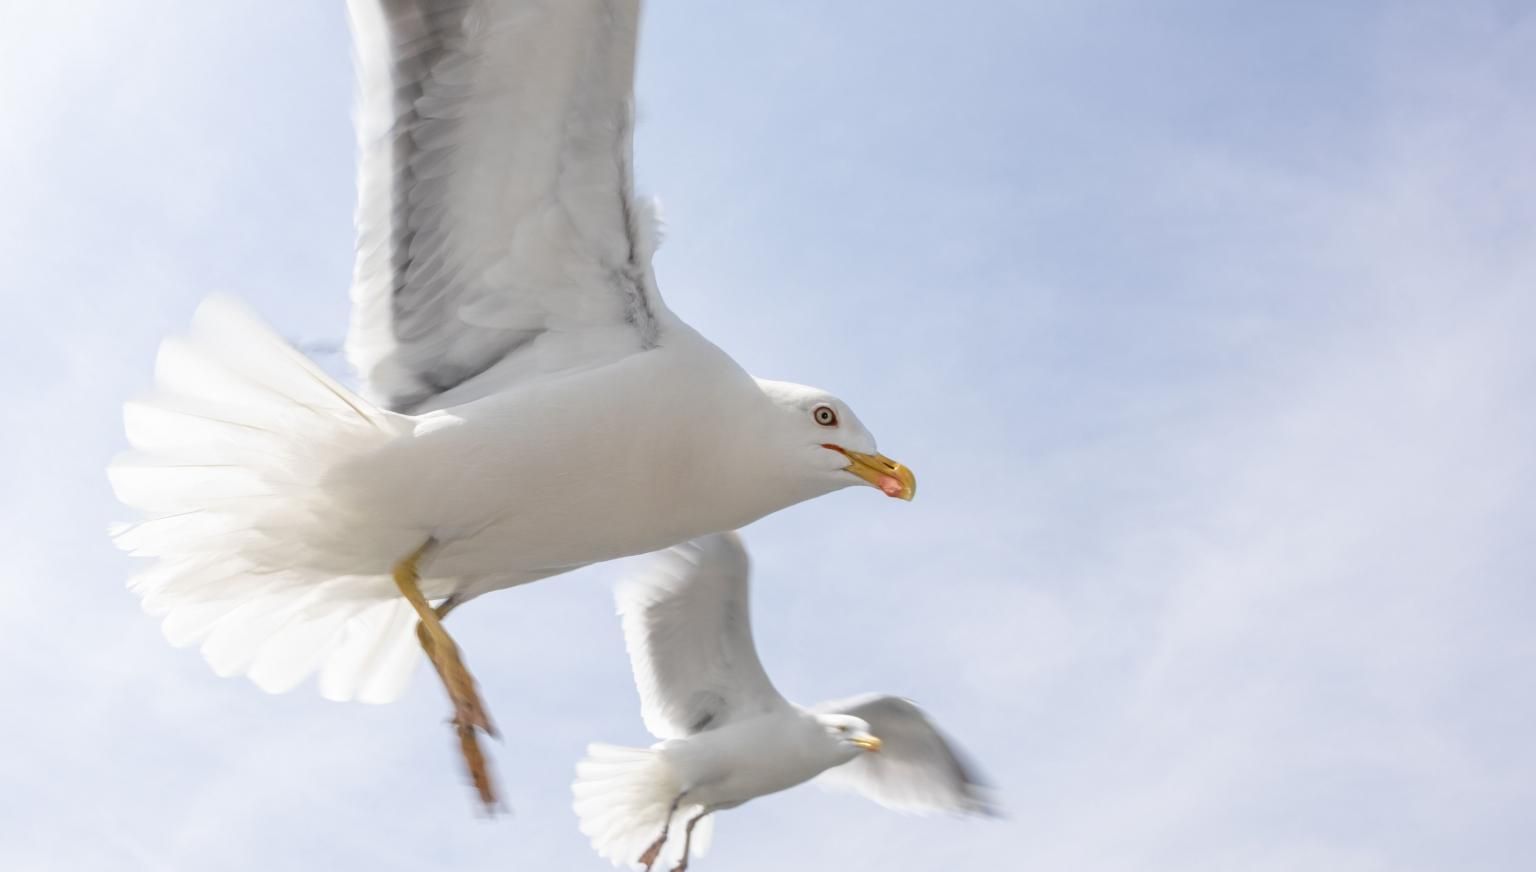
[108,296,425,703]
[573,743,714,869]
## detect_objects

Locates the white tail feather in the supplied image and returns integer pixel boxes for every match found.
[573,744,713,869]
[109,296,423,703]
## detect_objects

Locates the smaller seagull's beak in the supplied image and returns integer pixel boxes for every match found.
[824,445,917,501]
[851,734,883,753]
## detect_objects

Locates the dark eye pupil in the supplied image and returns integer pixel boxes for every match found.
[815,407,835,425]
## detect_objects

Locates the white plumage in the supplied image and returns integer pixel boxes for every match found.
[112,299,422,703]
[573,534,993,869]
[574,743,716,870]
[619,531,781,740]
[108,0,915,727]
[346,0,661,413]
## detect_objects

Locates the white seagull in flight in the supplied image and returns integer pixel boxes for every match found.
[574,533,994,870]
[109,0,914,809]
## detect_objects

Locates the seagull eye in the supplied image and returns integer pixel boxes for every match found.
[812,405,838,427]
[836,724,848,733]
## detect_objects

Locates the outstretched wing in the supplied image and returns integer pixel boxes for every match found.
[815,694,998,816]
[346,0,667,412]
[617,533,790,739]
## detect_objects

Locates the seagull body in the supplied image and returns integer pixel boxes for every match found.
[652,709,863,811]
[316,321,859,599]
[108,0,914,807]
[574,534,993,870]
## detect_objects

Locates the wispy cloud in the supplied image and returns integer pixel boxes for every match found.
[2,2,1533,870]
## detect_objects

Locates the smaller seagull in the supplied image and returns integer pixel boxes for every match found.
[573,533,996,871]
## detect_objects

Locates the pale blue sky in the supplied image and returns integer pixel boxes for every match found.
[3,2,1534,870]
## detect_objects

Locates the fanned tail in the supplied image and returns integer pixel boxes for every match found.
[109,296,424,703]
[572,743,713,869]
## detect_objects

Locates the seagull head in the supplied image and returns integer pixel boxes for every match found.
[817,713,883,758]
[753,379,916,501]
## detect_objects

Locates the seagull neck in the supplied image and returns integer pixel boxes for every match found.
[694,391,815,525]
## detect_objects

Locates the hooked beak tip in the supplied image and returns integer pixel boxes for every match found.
[825,446,917,501]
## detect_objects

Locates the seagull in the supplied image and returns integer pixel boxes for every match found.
[108,0,915,810]
[573,533,994,870]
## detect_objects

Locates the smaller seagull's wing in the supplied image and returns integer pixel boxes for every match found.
[617,532,789,739]
[815,694,999,816]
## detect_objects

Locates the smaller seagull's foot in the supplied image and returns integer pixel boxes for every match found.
[670,810,708,872]
[638,834,667,872]
[640,793,686,870]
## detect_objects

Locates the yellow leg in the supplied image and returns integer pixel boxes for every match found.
[393,540,500,811]
[414,596,490,726]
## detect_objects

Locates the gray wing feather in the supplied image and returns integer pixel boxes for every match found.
[346,0,664,411]
[816,693,999,816]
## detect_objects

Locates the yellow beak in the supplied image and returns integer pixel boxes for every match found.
[826,446,917,501]
[851,735,883,753]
